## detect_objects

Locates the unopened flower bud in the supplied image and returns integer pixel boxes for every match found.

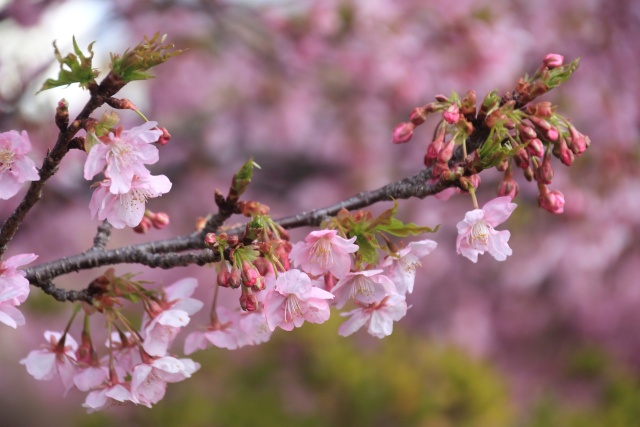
[437,139,455,164]
[253,257,274,276]
[534,154,554,185]
[538,187,565,214]
[460,90,477,117]
[252,276,266,292]
[435,94,448,102]
[518,124,537,140]
[514,148,530,169]
[526,102,554,118]
[497,174,519,199]
[133,217,152,234]
[392,122,415,144]
[55,99,69,131]
[241,260,260,287]
[526,138,545,158]
[443,104,460,124]
[150,212,170,229]
[239,287,258,312]
[568,125,589,155]
[543,53,564,69]
[204,233,217,246]
[228,268,242,288]
[431,161,451,179]
[553,136,574,166]
[409,107,428,125]
[156,127,171,145]
[217,267,230,287]
[226,235,239,247]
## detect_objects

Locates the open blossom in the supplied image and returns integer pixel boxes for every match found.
[0,130,39,200]
[184,308,272,354]
[130,356,200,408]
[82,377,133,413]
[89,173,172,228]
[141,278,203,357]
[456,196,517,262]
[84,121,162,194]
[338,294,408,339]
[0,253,37,328]
[331,269,397,309]
[381,239,437,295]
[264,269,334,331]
[20,331,79,394]
[289,229,358,279]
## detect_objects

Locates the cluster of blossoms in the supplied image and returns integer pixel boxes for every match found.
[85,120,171,229]
[21,277,202,411]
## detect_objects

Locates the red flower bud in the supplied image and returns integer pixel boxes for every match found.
[443,104,460,124]
[543,53,564,69]
[392,122,415,144]
[133,217,152,234]
[526,138,545,158]
[150,212,170,229]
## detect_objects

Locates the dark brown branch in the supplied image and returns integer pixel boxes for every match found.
[88,220,113,252]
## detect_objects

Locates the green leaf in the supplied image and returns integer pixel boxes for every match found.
[381,219,440,237]
[39,37,99,92]
[354,234,379,264]
[110,33,183,83]
[231,157,261,199]
[545,57,580,89]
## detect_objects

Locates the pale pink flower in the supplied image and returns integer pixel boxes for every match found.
[20,331,79,394]
[84,121,162,194]
[0,130,39,200]
[105,332,141,373]
[130,356,199,408]
[73,366,109,392]
[289,229,358,279]
[89,173,172,229]
[82,380,133,413]
[184,308,272,354]
[456,196,517,262]
[141,278,203,357]
[331,269,397,309]
[381,239,437,295]
[263,269,334,331]
[338,294,408,339]
[0,253,37,328]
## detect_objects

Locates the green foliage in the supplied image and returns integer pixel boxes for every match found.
[545,57,581,90]
[110,33,183,83]
[230,157,260,199]
[328,201,438,266]
[39,37,99,92]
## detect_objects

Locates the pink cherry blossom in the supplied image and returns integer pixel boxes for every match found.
[184,307,272,354]
[289,229,358,279]
[89,172,172,229]
[84,121,162,194]
[0,253,37,328]
[381,239,437,295]
[141,278,203,357]
[20,331,79,394]
[82,380,133,413]
[331,269,398,309]
[130,356,199,408]
[263,269,334,331]
[456,196,517,262]
[0,130,39,200]
[338,294,408,339]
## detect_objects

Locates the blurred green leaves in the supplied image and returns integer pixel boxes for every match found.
[39,37,99,92]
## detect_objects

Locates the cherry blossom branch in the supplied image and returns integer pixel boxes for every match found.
[0,76,126,257]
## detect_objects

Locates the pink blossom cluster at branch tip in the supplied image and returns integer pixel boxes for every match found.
[456,197,517,263]
[0,253,37,328]
[0,130,39,200]
[85,121,172,228]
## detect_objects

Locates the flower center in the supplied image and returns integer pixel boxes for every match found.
[469,221,491,248]
[284,295,303,321]
[0,149,15,172]
[309,237,333,268]
[399,254,421,273]
[349,275,376,299]
[108,140,136,171]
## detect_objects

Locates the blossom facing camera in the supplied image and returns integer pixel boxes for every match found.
[0,130,40,200]
[289,229,358,279]
[456,196,517,262]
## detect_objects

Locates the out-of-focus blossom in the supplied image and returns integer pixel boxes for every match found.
[130,356,199,408]
[443,104,460,124]
[290,229,358,279]
[89,173,172,228]
[331,269,397,309]
[0,253,37,328]
[264,269,334,331]
[338,294,408,338]
[82,378,133,413]
[84,122,162,194]
[0,130,39,200]
[381,240,438,295]
[141,278,203,357]
[538,188,565,214]
[456,196,517,262]
[20,331,79,394]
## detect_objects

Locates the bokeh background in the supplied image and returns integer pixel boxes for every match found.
[1,0,639,425]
